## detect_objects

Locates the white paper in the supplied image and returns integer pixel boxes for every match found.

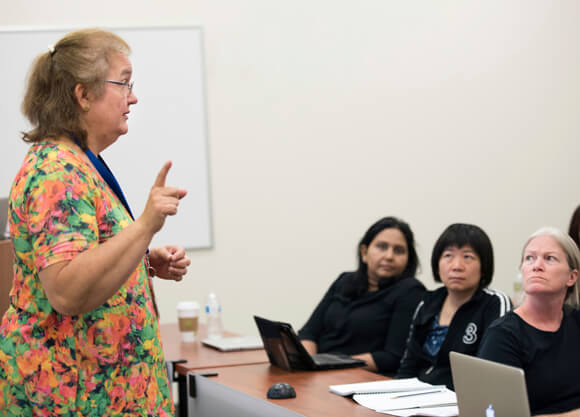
[353,388,457,412]
[329,377,433,396]
[380,405,459,417]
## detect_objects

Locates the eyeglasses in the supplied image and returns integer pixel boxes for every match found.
[105,79,134,95]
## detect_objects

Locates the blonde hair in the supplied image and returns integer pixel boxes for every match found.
[21,28,130,148]
[521,227,580,308]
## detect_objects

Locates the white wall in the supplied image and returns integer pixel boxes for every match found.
[3,1,580,336]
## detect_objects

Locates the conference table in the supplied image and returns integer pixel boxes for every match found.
[160,323,400,417]
[160,323,269,416]
[160,322,268,370]
[182,362,391,417]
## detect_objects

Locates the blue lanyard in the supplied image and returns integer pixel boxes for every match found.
[73,137,135,220]
[72,138,156,282]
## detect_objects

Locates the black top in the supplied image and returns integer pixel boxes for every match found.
[478,310,580,415]
[298,272,425,374]
[397,286,512,389]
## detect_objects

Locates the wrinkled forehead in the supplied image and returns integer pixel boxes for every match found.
[524,235,563,254]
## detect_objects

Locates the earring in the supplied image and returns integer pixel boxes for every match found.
[84,105,90,112]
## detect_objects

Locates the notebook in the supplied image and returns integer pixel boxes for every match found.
[450,351,531,417]
[253,315,366,371]
[352,389,457,414]
[330,377,437,396]
[201,335,264,352]
[0,197,8,240]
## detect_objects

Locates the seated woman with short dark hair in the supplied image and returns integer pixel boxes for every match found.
[299,216,426,375]
[397,223,511,389]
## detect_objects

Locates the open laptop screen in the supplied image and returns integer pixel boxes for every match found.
[254,315,365,371]
[450,351,531,417]
[254,315,316,371]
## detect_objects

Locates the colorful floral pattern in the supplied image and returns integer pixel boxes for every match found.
[0,142,173,416]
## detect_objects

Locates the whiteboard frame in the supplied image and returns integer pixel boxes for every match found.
[0,25,213,250]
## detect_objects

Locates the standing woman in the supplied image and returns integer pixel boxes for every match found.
[298,217,425,375]
[478,228,580,416]
[0,29,190,415]
[397,223,511,389]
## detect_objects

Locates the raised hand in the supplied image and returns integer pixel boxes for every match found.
[139,161,187,236]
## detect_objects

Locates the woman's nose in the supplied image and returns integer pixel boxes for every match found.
[451,257,464,270]
[532,257,545,270]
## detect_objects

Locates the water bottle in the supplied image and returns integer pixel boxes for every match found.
[486,404,495,417]
[205,292,223,339]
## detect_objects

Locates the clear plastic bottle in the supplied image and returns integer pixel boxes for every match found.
[205,292,223,339]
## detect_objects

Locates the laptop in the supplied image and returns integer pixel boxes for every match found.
[201,335,264,352]
[0,197,8,240]
[450,351,531,417]
[254,315,366,371]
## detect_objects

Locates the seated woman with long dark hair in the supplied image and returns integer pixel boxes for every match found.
[298,216,426,374]
[397,223,511,389]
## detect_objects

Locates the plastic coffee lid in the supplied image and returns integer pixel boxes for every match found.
[176,301,200,312]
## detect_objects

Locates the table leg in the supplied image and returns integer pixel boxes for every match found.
[177,372,188,417]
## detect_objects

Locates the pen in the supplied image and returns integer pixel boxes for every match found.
[392,388,445,399]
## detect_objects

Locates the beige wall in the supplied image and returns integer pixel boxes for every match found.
[3,1,580,335]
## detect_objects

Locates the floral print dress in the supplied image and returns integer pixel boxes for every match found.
[0,142,173,416]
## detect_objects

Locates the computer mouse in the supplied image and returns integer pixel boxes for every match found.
[267,382,296,399]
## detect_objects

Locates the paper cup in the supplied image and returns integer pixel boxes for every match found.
[176,301,200,342]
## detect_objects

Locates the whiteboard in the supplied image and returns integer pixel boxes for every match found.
[0,26,212,249]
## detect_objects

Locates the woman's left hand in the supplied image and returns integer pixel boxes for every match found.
[148,245,191,281]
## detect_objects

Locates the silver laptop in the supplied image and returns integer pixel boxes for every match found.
[0,197,8,240]
[201,336,264,352]
[450,351,531,417]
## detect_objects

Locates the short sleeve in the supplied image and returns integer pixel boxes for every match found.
[477,317,523,369]
[26,162,99,270]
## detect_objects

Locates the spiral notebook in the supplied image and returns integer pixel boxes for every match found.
[330,378,457,417]
[330,377,435,396]
[352,389,457,413]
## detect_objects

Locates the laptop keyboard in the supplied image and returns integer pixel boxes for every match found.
[312,353,357,365]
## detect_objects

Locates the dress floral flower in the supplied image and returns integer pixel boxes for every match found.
[0,142,173,416]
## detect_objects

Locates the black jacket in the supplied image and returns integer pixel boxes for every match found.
[397,286,511,389]
[299,272,425,374]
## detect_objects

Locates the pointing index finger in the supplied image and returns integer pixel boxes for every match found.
[154,161,172,187]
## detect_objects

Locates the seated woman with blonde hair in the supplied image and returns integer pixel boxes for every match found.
[478,227,580,416]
